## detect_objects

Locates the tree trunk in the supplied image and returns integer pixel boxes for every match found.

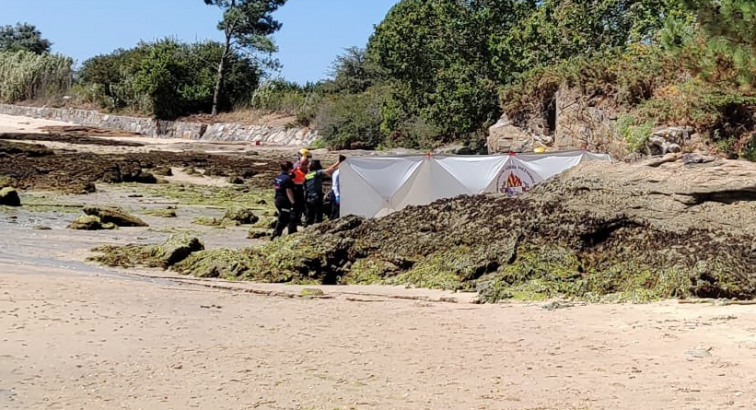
[211,36,231,116]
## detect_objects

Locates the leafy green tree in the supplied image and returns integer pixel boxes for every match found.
[324,47,382,94]
[368,0,527,138]
[203,0,287,115]
[681,0,756,88]
[490,0,689,80]
[0,23,51,54]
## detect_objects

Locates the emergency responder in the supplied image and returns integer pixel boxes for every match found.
[271,161,297,239]
[304,156,344,226]
[292,154,309,226]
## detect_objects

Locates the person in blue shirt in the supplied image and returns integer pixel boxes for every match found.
[271,161,297,239]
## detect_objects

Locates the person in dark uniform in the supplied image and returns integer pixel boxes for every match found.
[271,161,297,239]
[304,156,344,226]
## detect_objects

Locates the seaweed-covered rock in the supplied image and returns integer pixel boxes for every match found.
[88,235,204,269]
[83,206,148,227]
[162,236,205,267]
[248,229,269,239]
[68,215,116,230]
[152,166,173,176]
[143,207,178,218]
[0,187,21,207]
[224,208,259,225]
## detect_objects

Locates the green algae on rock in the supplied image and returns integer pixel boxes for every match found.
[88,235,204,269]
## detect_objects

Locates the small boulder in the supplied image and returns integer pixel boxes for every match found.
[228,176,245,185]
[68,215,116,230]
[134,171,157,184]
[83,206,148,227]
[0,187,21,207]
[224,208,259,225]
[162,236,205,267]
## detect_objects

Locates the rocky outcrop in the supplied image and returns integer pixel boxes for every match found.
[489,85,622,154]
[68,215,116,230]
[486,115,534,153]
[0,104,319,146]
[488,85,702,158]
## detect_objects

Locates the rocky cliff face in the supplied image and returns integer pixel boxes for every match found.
[488,84,703,158]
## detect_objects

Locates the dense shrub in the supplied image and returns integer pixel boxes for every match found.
[314,88,385,150]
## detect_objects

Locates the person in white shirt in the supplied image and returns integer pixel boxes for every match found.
[329,168,341,219]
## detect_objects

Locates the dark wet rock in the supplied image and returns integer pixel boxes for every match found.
[0,187,21,207]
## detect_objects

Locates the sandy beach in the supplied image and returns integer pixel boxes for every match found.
[3,262,756,410]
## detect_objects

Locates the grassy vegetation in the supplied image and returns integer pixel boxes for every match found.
[0,50,72,103]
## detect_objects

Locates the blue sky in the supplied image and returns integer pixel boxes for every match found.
[1,0,399,83]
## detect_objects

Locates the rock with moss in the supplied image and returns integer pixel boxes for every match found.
[224,207,259,225]
[0,187,21,207]
[83,206,148,227]
[68,215,116,230]
[143,207,178,218]
[89,235,204,269]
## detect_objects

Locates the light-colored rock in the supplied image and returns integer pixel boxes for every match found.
[646,126,695,155]
[486,116,534,153]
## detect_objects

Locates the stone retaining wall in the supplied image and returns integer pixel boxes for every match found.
[0,104,319,146]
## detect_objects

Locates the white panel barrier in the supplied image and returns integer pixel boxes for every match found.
[341,151,611,218]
